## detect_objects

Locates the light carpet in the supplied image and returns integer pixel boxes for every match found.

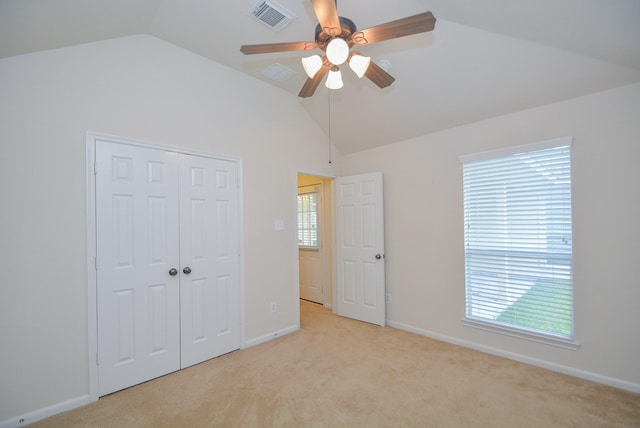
[33,300,640,427]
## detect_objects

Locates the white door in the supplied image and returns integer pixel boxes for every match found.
[298,185,324,304]
[96,141,181,395]
[179,155,241,368]
[335,172,386,326]
[299,251,323,303]
[96,141,241,395]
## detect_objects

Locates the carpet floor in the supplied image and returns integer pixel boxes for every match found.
[33,300,640,427]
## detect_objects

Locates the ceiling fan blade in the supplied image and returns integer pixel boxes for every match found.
[351,11,436,46]
[240,41,318,55]
[311,0,341,36]
[364,60,395,89]
[298,62,331,98]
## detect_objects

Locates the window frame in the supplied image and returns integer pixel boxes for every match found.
[459,137,579,350]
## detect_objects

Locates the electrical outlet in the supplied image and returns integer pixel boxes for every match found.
[385,293,391,304]
[270,302,278,313]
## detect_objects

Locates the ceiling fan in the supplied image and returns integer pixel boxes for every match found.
[240,0,436,97]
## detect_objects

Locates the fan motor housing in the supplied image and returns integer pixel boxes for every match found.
[314,16,357,49]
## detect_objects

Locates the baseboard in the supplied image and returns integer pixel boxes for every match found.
[323,303,333,310]
[386,320,640,394]
[0,394,93,428]
[244,324,299,348]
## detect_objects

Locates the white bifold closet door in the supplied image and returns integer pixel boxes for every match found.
[96,140,240,396]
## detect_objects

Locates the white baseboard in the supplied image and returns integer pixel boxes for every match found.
[323,303,333,310]
[244,324,299,348]
[386,320,640,394]
[0,394,93,428]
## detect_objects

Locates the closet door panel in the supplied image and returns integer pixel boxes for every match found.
[179,155,241,368]
[96,141,181,396]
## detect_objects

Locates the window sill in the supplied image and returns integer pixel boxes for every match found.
[462,318,580,351]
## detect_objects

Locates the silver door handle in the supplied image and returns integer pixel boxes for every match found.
[375,254,382,260]
[183,267,192,274]
[169,268,178,276]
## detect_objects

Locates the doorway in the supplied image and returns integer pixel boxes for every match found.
[297,174,333,308]
[296,171,387,327]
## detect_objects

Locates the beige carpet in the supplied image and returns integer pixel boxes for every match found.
[33,301,639,427]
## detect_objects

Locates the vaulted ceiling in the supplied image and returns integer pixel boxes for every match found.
[2,0,639,154]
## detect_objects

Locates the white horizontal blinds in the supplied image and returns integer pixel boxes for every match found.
[298,191,318,248]
[463,143,573,339]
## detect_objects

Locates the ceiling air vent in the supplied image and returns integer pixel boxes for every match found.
[249,1,295,31]
[262,63,296,82]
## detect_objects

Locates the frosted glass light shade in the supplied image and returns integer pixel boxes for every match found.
[325,68,344,89]
[301,55,323,78]
[326,38,349,65]
[349,54,371,78]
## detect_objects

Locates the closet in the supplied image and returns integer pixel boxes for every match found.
[95,140,240,396]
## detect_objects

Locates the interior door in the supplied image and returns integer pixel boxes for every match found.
[299,250,323,303]
[96,141,181,396]
[179,155,241,368]
[335,172,386,326]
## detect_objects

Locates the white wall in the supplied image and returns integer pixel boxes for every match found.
[0,35,338,424]
[340,82,640,391]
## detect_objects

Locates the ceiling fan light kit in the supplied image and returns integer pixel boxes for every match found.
[348,53,371,78]
[325,66,344,89]
[325,37,349,65]
[240,0,436,97]
[302,54,324,78]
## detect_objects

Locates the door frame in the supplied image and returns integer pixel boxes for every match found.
[86,131,246,402]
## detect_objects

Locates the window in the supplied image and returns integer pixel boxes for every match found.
[460,138,574,345]
[298,190,318,248]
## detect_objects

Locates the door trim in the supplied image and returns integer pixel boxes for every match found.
[86,131,245,402]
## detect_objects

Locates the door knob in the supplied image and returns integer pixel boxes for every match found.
[375,254,382,260]
[183,267,192,274]
[169,268,178,276]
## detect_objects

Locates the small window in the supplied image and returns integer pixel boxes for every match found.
[460,138,574,344]
[298,190,318,249]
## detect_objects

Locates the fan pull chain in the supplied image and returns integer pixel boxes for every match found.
[328,89,332,164]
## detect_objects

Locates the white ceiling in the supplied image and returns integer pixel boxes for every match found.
[2,0,639,154]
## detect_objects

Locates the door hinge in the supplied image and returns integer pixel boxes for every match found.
[95,257,99,270]
[96,352,99,366]
[94,161,97,175]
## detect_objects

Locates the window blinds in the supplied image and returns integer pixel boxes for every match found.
[298,191,318,248]
[462,141,573,339]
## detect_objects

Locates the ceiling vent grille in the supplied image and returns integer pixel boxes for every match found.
[249,1,295,31]
[262,63,296,82]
